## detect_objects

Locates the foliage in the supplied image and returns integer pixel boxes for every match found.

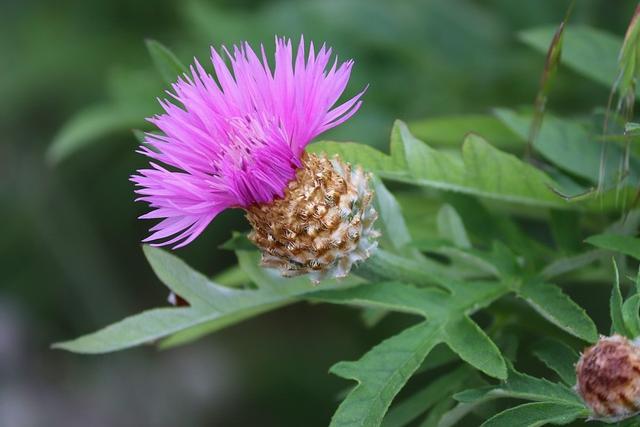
[51,4,640,427]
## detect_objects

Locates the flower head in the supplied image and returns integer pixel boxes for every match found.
[576,334,640,422]
[132,37,365,248]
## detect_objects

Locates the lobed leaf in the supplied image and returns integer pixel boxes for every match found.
[312,121,566,208]
[329,321,442,427]
[55,248,360,352]
[408,114,519,151]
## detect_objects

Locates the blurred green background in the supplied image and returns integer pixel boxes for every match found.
[1,1,636,425]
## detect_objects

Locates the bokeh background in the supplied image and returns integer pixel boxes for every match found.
[1,1,636,426]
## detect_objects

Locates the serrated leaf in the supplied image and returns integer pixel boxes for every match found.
[532,339,579,386]
[382,366,472,427]
[520,25,621,89]
[52,308,203,354]
[146,39,188,85]
[444,315,507,379]
[611,260,630,336]
[408,114,519,151]
[48,105,145,163]
[313,280,510,427]
[495,109,640,186]
[309,140,407,180]
[399,123,563,208]
[55,248,359,352]
[517,281,598,342]
[437,204,471,249]
[586,234,640,260]
[454,366,581,406]
[329,321,442,427]
[311,121,566,208]
[481,402,586,427]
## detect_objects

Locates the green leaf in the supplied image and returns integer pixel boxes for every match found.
[52,308,203,354]
[408,114,519,150]
[539,250,606,280]
[314,280,510,427]
[353,249,460,288]
[48,105,145,163]
[382,367,472,427]
[495,109,640,186]
[622,294,640,337]
[454,366,582,406]
[517,281,598,342]
[437,204,471,249]
[372,177,415,255]
[312,121,566,208]
[549,210,582,254]
[481,402,586,427]
[532,339,579,386]
[309,140,407,179]
[54,248,359,352]
[520,25,621,88]
[611,259,630,336]
[329,321,442,427]
[219,232,256,251]
[145,39,188,85]
[418,398,457,427]
[444,316,507,379]
[586,234,640,260]
[399,123,563,207]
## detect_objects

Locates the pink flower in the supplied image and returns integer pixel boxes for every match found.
[132,37,365,248]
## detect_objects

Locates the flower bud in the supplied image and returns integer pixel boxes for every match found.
[576,334,640,422]
[246,153,379,283]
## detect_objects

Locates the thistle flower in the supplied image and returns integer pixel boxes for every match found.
[576,334,640,422]
[132,37,378,281]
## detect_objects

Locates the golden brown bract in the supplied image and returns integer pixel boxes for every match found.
[576,334,640,422]
[246,153,379,283]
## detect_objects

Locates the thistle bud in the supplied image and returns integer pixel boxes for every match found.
[576,334,640,422]
[246,153,379,283]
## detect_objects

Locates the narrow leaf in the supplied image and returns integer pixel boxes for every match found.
[444,315,507,379]
[586,234,640,260]
[408,114,519,150]
[622,294,640,337]
[382,367,472,427]
[146,39,188,85]
[437,204,471,248]
[518,281,598,342]
[532,339,579,386]
[481,402,585,427]
[520,25,621,89]
[48,106,145,163]
[611,259,630,336]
